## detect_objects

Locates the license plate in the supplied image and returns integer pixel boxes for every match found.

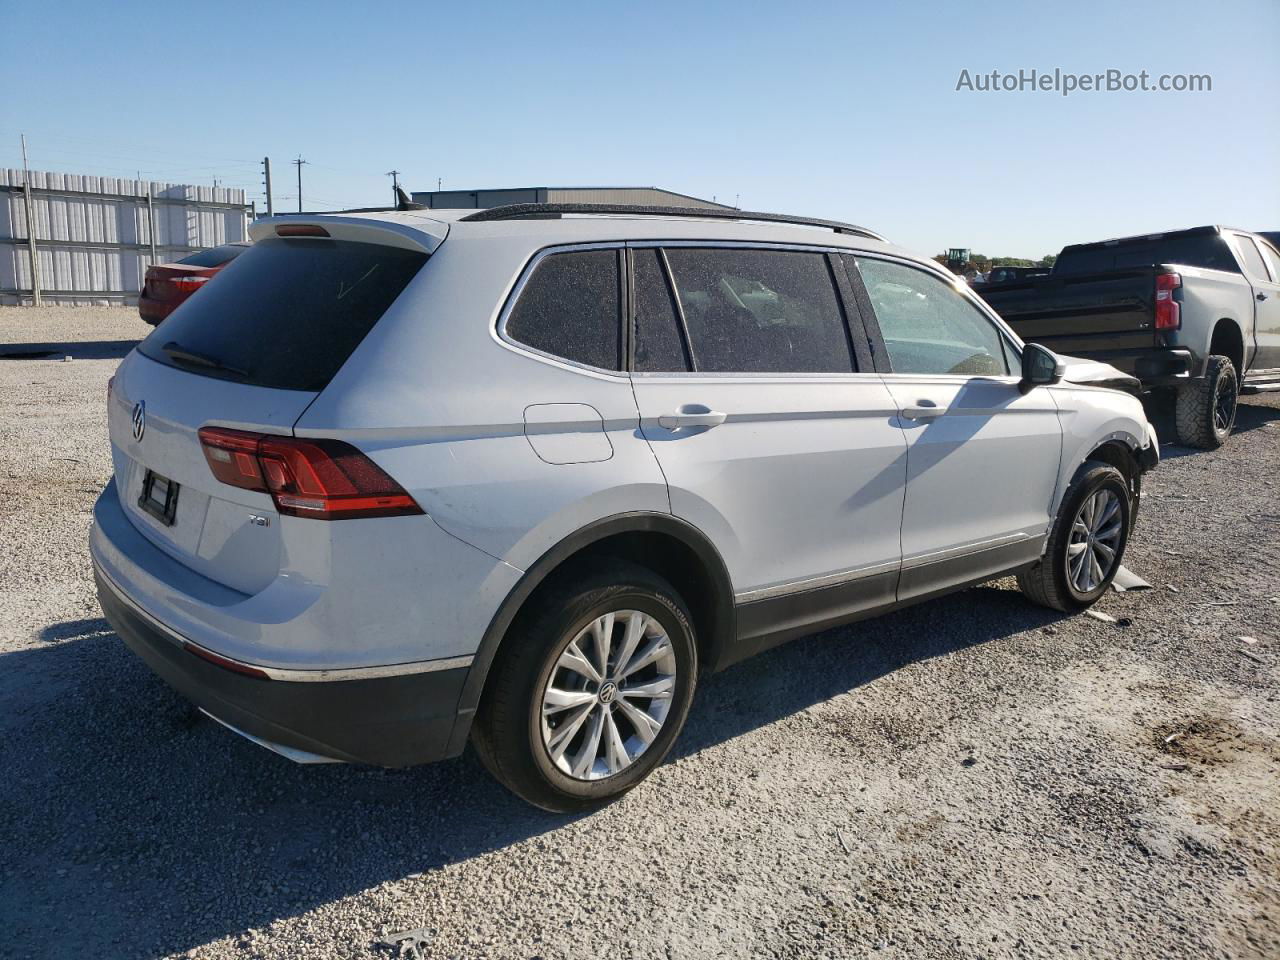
[138,469,180,525]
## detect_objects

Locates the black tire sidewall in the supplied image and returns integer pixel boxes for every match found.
[1053,466,1132,608]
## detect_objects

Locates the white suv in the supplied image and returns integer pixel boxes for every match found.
[91,204,1159,810]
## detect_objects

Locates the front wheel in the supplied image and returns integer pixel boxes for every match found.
[472,563,698,812]
[1018,462,1132,613]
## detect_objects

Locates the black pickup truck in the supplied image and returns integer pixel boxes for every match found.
[982,226,1280,448]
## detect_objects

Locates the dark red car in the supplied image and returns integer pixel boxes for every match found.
[138,242,250,325]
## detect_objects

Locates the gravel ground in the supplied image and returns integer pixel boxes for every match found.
[1,305,1277,960]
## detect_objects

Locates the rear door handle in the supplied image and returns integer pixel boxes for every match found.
[658,406,727,430]
[901,400,947,420]
[1259,292,1269,302]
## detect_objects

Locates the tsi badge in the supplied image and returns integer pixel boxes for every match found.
[248,514,270,528]
[131,400,145,442]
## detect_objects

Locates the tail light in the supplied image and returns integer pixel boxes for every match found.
[1154,272,1181,330]
[170,275,210,291]
[197,427,423,520]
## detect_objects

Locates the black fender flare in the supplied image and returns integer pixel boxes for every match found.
[444,511,736,755]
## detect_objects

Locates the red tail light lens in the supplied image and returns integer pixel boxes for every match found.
[170,275,210,291]
[1154,272,1182,330]
[275,224,330,238]
[197,427,422,520]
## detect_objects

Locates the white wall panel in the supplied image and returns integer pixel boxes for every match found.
[0,168,249,304]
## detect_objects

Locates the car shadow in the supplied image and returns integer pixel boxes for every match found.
[0,339,140,361]
[1145,394,1279,460]
[0,586,1064,957]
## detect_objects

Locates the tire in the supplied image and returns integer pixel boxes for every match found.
[1174,355,1238,449]
[472,562,698,812]
[1018,462,1132,613]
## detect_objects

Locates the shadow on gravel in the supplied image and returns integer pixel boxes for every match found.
[0,586,1063,957]
[1146,395,1280,461]
[0,339,140,360]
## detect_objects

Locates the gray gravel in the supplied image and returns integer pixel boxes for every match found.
[1,305,1277,960]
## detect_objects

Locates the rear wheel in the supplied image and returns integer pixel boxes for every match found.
[1174,355,1237,449]
[472,563,697,812]
[1018,462,1132,613]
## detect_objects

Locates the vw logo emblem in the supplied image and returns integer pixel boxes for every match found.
[131,401,146,442]
[598,681,618,705]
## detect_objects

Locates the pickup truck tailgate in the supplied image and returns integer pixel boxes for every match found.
[981,267,1161,356]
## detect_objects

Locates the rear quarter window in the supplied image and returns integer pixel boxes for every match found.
[138,237,427,391]
[504,250,622,370]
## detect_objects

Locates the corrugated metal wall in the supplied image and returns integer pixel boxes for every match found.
[0,169,250,305]
[411,186,734,211]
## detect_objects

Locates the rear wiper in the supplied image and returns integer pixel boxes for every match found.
[161,341,248,379]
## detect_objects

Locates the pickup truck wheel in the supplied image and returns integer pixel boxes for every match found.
[1174,355,1237,449]
[1018,462,1131,613]
[472,562,697,813]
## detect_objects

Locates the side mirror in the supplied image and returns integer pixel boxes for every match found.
[1020,343,1064,393]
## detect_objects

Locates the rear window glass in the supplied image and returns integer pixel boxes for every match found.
[138,237,427,391]
[1054,234,1240,275]
[176,244,248,268]
[505,250,622,370]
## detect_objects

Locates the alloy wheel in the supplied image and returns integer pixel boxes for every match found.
[539,610,678,781]
[1066,488,1124,594]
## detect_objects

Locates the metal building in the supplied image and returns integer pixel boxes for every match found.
[410,185,734,210]
[1,169,251,306]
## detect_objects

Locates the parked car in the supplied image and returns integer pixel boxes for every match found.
[92,204,1158,811]
[981,226,1280,449]
[986,265,1050,285]
[138,242,250,325]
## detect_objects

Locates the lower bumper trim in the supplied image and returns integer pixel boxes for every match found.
[200,709,344,764]
[96,567,471,767]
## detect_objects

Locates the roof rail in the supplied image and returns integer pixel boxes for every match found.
[457,203,887,242]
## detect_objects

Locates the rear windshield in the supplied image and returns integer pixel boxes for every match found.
[176,244,249,267]
[138,237,427,391]
[1054,234,1239,275]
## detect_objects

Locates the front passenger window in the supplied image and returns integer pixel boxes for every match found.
[852,257,1011,376]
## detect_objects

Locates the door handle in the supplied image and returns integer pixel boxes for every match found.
[901,400,947,420]
[658,405,728,430]
[1258,292,1269,302]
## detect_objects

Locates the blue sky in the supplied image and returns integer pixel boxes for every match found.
[2,0,1276,259]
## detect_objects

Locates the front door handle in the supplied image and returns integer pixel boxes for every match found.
[658,405,728,430]
[1259,292,1269,302]
[901,400,947,420]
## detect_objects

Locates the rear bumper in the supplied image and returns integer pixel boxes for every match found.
[96,565,468,767]
[137,294,175,325]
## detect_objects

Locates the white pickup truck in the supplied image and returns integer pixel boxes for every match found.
[982,226,1280,448]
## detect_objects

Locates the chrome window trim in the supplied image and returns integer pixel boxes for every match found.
[495,238,899,380]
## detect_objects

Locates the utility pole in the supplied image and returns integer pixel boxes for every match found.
[385,169,401,206]
[261,156,273,217]
[19,134,42,306]
[293,155,307,213]
[437,177,442,191]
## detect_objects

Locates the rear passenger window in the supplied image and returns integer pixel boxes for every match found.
[506,250,621,370]
[633,249,689,372]
[854,257,1011,377]
[662,248,853,373]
